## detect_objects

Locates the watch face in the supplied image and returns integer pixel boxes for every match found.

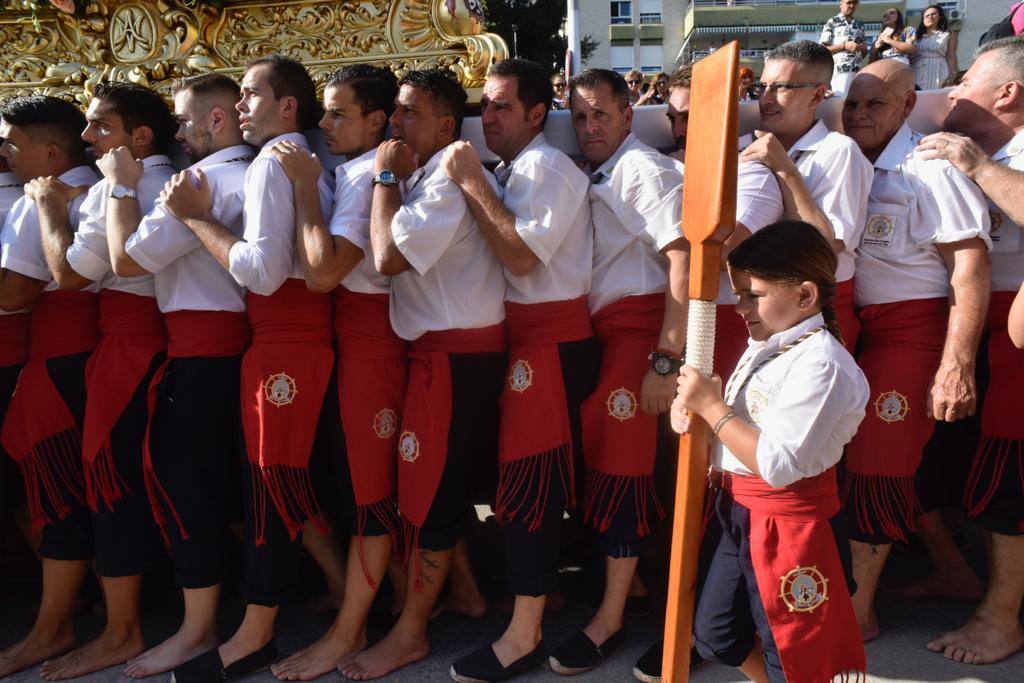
[654,356,673,375]
[378,170,396,184]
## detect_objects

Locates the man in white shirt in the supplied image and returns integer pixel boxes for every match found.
[0,96,99,679]
[96,73,254,679]
[26,82,176,680]
[441,58,596,681]
[739,40,873,348]
[841,59,991,642]
[339,67,507,681]
[264,64,406,681]
[159,56,339,682]
[912,36,1024,666]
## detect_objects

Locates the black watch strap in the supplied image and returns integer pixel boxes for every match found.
[649,350,683,376]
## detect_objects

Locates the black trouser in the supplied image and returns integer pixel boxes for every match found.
[693,488,855,682]
[91,353,166,577]
[37,352,92,561]
[419,352,507,551]
[503,337,600,596]
[148,355,244,589]
[0,361,24,519]
[240,376,341,607]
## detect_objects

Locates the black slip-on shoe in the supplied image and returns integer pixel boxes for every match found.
[548,628,627,676]
[633,641,707,682]
[450,641,548,682]
[170,640,278,683]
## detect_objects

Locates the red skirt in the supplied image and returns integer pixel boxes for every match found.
[842,297,948,543]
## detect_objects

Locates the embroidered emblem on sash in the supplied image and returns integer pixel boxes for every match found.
[508,359,534,393]
[398,430,420,463]
[606,387,638,422]
[779,565,829,613]
[264,372,297,407]
[373,409,397,439]
[863,214,894,247]
[875,390,909,423]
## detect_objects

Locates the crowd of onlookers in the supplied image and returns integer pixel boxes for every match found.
[550,1,1024,106]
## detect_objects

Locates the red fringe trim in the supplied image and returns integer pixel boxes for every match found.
[582,466,665,538]
[354,496,399,589]
[964,435,1024,521]
[839,471,921,544]
[19,429,85,534]
[832,670,867,682]
[400,516,423,593]
[84,441,130,512]
[249,462,325,546]
[495,444,573,531]
[143,459,189,545]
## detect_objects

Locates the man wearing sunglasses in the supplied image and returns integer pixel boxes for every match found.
[739,40,873,349]
[624,70,644,105]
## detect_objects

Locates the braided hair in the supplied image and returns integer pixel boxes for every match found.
[726,220,843,344]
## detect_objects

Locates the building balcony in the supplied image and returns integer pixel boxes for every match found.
[639,23,664,40]
[683,0,902,40]
[609,23,635,41]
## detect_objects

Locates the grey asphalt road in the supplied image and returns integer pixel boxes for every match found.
[1,544,1021,683]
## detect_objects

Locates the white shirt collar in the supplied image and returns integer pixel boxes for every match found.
[993,128,1024,162]
[873,123,914,171]
[405,144,447,191]
[496,132,547,175]
[142,154,175,170]
[257,132,309,159]
[747,312,826,355]
[790,119,830,155]
[0,171,21,188]
[340,147,378,174]
[192,144,256,171]
[590,131,640,182]
[58,165,99,185]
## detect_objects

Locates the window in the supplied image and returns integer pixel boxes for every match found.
[610,45,634,73]
[610,1,632,25]
[639,0,661,24]
[639,44,662,73]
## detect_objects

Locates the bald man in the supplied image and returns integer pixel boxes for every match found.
[912,36,1024,665]
[841,59,992,640]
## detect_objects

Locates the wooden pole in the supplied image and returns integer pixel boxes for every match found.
[661,42,740,683]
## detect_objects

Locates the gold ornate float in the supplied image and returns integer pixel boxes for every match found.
[0,0,509,103]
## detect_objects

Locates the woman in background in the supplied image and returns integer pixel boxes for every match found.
[914,5,958,90]
[872,7,917,65]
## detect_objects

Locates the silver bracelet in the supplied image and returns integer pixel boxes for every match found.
[712,410,737,436]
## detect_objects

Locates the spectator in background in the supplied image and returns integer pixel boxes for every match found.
[551,72,568,109]
[737,65,757,100]
[1015,1,1024,36]
[820,0,868,96]
[872,7,917,65]
[915,5,958,90]
[625,69,644,104]
[636,71,669,105]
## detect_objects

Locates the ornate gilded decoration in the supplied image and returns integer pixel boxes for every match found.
[0,0,508,103]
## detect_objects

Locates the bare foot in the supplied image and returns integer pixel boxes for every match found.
[124,629,216,678]
[886,573,984,601]
[858,612,880,643]
[337,629,428,681]
[927,614,1024,664]
[306,593,342,614]
[39,629,144,680]
[0,625,75,678]
[271,626,367,681]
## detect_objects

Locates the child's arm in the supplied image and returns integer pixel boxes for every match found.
[1010,282,1024,349]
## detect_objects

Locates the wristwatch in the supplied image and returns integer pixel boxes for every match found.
[110,184,138,200]
[372,169,398,187]
[649,349,682,376]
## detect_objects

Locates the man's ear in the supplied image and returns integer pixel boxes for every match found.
[367,109,388,138]
[209,106,226,136]
[439,113,457,142]
[132,124,155,151]
[279,95,299,124]
[526,101,547,130]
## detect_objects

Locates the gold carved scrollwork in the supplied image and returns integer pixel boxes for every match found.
[0,0,508,103]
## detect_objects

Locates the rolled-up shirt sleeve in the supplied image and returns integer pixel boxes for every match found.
[913,161,992,250]
[510,161,588,266]
[228,157,296,294]
[328,164,373,250]
[737,161,783,232]
[66,186,112,282]
[392,175,467,276]
[754,358,867,488]
[616,156,684,251]
[2,199,55,281]
[126,202,202,274]
[814,145,872,246]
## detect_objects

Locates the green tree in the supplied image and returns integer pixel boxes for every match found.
[484,0,568,73]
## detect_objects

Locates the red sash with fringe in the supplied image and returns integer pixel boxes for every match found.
[0,312,29,368]
[834,279,859,352]
[715,304,748,380]
[82,290,166,512]
[726,469,866,683]
[243,279,333,545]
[143,310,250,543]
[496,296,592,530]
[580,294,665,537]
[965,291,1024,526]
[397,324,505,586]
[1,290,99,532]
[843,297,947,542]
[334,287,406,585]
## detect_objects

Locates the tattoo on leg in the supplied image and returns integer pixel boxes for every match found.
[869,545,880,555]
[420,549,439,583]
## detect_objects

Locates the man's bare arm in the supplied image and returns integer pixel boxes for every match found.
[640,239,689,415]
[369,184,411,276]
[107,197,149,277]
[37,196,92,291]
[0,269,47,311]
[295,179,363,292]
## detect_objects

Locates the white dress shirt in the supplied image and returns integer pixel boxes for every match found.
[1,165,100,293]
[855,124,991,307]
[587,133,684,314]
[0,172,23,230]
[987,129,1024,293]
[389,145,506,340]
[743,120,873,283]
[495,133,592,304]
[67,155,176,296]
[126,145,253,313]
[715,313,869,488]
[228,132,333,296]
[714,162,785,305]
[328,147,389,295]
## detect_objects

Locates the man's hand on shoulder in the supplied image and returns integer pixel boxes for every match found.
[916,132,991,180]
[24,176,88,207]
[739,131,796,175]
[269,140,323,188]
[440,140,484,187]
[162,169,214,225]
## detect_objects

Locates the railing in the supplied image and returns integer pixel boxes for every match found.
[690,48,770,60]
[639,13,662,23]
[692,0,887,5]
